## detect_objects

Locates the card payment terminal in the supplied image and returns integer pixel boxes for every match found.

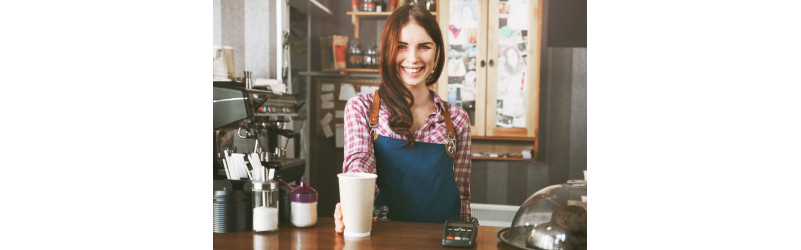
[442,218,479,247]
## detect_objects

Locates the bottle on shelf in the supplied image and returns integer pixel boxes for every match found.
[363,44,378,69]
[347,40,363,68]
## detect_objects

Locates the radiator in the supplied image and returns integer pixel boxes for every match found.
[470,203,519,227]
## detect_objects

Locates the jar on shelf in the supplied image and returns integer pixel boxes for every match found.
[410,0,436,12]
[252,180,279,233]
[426,0,436,12]
[359,0,376,12]
[347,40,363,68]
[363,44,377,69]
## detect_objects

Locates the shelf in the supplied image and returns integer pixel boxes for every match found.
[346,11,393,17]
[470,135,537,161]
[346,11,437,17]
[472,136,536,142]
[338,68,378,73]
[298,69,380,79]
[472,156,533,162]
[322,68,380,78]
[289,0,332,16]
[346,11,437,39]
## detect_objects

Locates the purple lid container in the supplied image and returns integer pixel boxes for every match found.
[290,180,318,203]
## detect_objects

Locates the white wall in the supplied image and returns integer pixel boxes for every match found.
[214,0,277,79]
[214,0,222,45]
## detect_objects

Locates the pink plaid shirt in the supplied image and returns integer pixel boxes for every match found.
[343,92,472,221]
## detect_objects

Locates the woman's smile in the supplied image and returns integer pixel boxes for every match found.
[401,65,424,74]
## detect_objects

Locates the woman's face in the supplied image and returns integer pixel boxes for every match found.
[395,21,437,89]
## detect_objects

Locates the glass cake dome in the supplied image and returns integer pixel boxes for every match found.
[498,180,587,250]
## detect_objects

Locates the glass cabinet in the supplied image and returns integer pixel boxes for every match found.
[436,0,541,139]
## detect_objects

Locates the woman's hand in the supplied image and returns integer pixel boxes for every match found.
[334,202,378,234]
[334,203,345,233]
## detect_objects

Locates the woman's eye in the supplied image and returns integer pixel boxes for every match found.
[397,45,407,49]
[420,45,431,49]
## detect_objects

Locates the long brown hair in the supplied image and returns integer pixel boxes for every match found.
[378,4,445,147]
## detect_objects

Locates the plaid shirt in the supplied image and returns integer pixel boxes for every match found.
[343,92,472,221]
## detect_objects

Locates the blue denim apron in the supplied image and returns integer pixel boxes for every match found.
[368,90,461,223]
[373,135,461,223]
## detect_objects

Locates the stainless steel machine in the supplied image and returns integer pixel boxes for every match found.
[213,81,305,183]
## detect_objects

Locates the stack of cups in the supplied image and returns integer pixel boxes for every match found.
[279,186,291,223]
[213,46,235,81]
[213,190,249,233]
[224,46,235,79]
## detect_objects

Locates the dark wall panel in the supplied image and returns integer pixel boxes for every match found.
[568,48,587,180]
[470,161,488,203]
[485,161,509,204]
[507,162,530,205]
[545,48,575,184]
[546,0,586,47]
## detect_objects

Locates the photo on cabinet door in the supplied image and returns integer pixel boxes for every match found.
[448,84,461,103]
[497,113,514,128]
[448,0,478,45]
[447,57,467,77]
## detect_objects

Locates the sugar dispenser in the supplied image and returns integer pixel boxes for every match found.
[252,179,280,233]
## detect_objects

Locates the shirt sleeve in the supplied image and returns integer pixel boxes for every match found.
[342,95,377,175]
[449,104,472,221]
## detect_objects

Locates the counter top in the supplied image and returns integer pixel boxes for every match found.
[213,217,517,249]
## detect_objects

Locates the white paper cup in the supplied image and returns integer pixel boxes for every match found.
[337,173,377,237]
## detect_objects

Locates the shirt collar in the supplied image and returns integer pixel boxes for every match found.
[431,92,447,115]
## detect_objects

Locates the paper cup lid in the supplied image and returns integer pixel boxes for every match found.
[337,173,377,179]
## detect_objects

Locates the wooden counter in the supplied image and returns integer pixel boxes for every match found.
[214,217,517,249]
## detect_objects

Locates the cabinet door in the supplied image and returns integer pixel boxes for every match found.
[437,0,488,137]
[485,0,541,137]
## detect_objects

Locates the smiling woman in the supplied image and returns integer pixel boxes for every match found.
[335,4,474,232]
[377,4,446,143]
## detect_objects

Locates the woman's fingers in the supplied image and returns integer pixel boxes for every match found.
[335,219,344,233]
[334,203,344,233]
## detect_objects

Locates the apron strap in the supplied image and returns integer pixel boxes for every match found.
[440,101,457,158]
[370,89,381,141]
[369,89,457,158]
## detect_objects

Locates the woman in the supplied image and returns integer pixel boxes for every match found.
[335,4,472,233]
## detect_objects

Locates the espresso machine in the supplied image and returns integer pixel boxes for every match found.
[213,81,305,184]
[213,80,306,233]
